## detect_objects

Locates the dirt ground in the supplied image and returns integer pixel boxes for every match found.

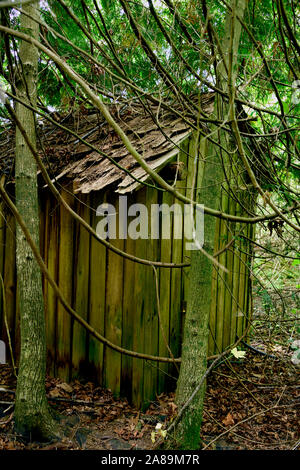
[0,346,299,450]
[0,270,299,451]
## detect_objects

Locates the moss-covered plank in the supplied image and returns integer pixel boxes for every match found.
[56,188,74,381]
[143,186,159,408]
[88,191,107,384]
[103,195,124,396]
[131,188,147,407]
[72,195,90,378]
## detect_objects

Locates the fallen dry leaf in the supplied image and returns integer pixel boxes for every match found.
[222,412,235,426]
[57,382,73,393]
[48,387,61,398]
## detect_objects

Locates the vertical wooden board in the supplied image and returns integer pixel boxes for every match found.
[36,191,47,363]
[56,188,74,381]
[169,142,188,382]
[219,149,235,352]
[208,216,221,355]
[39,192,46,257]
[239,238,248,336]
[182,134,206,318]
[3,211,16,349]
[222,195,235,350]
[157,190,173,395]
[45,196,59,375]
[215,190,229,353]
[72,195,91,379]
[237,236,247,338]
[230,198,242,345]
[236,250,246,339]
[103,195,124,396]
[169,216,181,383]
[42,197,50,298]
[143,186,159,407]
[0,202,6,329]
[186,132,200,202]
[243,192,255,336]
[195,136,207,202]
[131,188,147,407]
[231,185,251,344]
[236,190,251,339]
[182,134,198,304]
[38,192,46,313]
[243,236,251,334]
[88,191,106,385]
[121,194,135,399]
[42,196,50,357]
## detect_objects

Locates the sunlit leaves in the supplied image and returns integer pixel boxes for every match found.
[231,347,246,359]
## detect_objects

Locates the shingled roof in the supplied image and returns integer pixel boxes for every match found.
[0,93,215,194]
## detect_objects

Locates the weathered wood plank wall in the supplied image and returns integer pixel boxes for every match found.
[0,137,254,407]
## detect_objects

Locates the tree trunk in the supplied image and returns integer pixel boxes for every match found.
[173,0,247,449]
[14,2,58,440]
[173,133,222,449]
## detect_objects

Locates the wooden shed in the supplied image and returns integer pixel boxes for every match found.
[0,94,254,407]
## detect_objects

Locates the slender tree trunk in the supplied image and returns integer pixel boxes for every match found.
[173,0,247,449]
[14,2,58,440]
[173,133,222,449]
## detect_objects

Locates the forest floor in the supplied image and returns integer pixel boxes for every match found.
[0,294,299,451]
[0,349,298,450]
[0,229,299,450]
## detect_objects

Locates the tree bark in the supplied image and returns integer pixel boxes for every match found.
[173,0,247,449]
[14,2,58,440]
[173,133,222,449]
